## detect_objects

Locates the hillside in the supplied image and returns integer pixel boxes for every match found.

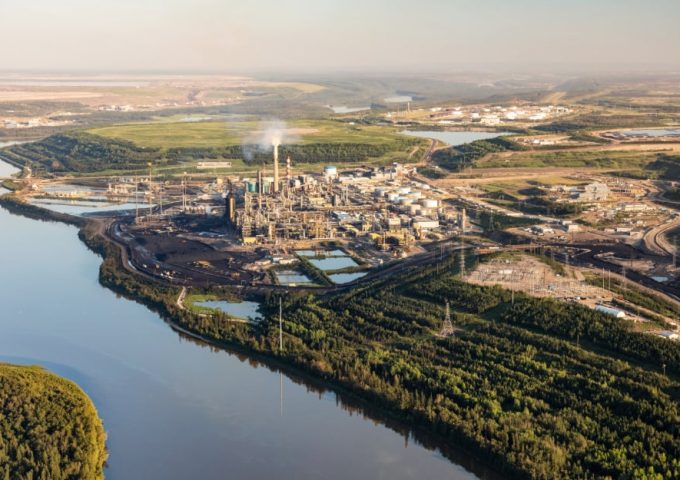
[0,363,107,480]
[0,120,422,174]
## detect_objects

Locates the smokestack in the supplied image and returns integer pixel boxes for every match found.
[273,143,279,193]
[286,155,291,183]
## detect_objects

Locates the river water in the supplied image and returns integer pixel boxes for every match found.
[0,181,487,479]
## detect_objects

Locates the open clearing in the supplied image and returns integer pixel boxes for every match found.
[88,119,407,148]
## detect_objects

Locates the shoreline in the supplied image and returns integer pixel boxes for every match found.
[0,193,508,480]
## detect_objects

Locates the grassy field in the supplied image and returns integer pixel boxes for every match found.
[478,149,655,169]
[89,119,406,148]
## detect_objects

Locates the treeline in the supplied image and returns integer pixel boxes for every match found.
[0,363,107,480]
[69,215,680,480]
[431,137,524,171]
[501,297,680,373]
[645,154,680,180]
[1,132,161,173]
[2,133,417,173]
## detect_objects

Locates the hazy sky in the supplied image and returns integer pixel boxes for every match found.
[1,0,679,73]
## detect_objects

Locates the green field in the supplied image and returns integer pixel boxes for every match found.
[89,119,406,148]
[478,149,654,169]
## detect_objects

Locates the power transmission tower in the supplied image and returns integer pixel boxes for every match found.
[438,301,455,337]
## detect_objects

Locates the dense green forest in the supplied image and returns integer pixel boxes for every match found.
[0,363,107,480]
[0,132,417,173]
[83,219,680,480]
[431,137,525,171]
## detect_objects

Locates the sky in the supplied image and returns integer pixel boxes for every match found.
[0,0,679,73]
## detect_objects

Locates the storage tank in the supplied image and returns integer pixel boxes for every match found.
[245,181,258,193]
[324,166,338,177]
[420,198,439,208]
[398,187,411,195]
[387,193,399,202]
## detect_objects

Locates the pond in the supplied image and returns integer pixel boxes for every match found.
[308,256,358,271]
[329,272,367,284]
[327,105,371,114]
[620,128,680,137]
[275,270,316,286]
[194,299,263,321]
[401,130,512,146]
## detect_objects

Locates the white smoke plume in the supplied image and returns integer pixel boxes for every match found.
[241,120,298,162]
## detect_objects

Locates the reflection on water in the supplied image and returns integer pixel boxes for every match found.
[309,256,358,271]
[194,299,263,321]
[620,128,680,137]
[329,272,367,284]
[402,130,511,146]
[28,198,147,216]
[327,105,371,114]
[0,206,489,480]
[276,270,316,286]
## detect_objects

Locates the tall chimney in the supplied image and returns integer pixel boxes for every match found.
[273,143,279,193]
[286,155,291,184]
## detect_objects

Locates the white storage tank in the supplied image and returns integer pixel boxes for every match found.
[387,193,399,202]
[420,198,439,208]
[324,165,338,177]
[398,187,411,195]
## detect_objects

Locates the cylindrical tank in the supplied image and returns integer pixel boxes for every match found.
[398,187,411,195]
[246,181,258,193]
[324,166,338,177]
[387,193,399,202]
[420,198,439,208]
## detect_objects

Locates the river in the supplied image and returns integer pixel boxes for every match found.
[0,176,487,479]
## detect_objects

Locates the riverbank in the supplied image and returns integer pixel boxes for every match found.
[0,195,501,479]
[3,194,678,480]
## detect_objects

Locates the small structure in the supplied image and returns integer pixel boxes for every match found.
[594,304,626,318]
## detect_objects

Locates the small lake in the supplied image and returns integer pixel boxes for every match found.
[276,270,316,286]
[309,256,358,271]
[329,272,367,284]
[620,128,680,137]
[402,130,512,146]
[194,299,263,322]
[327,105,371,114]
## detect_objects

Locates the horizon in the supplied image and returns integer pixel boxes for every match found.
[1,0,679,74]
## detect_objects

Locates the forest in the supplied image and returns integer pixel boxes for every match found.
[85,222,679,480]
[0,363,107,480]
[431,137,524,171]
[0,132,418,173]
